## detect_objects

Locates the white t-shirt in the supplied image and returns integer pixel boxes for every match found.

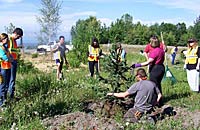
[53,43,67,60]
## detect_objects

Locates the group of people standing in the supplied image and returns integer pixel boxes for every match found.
[87,37,126,77]
[0,29,199,124]
[107,35,200,123]
[0,28,23,107]
[87,35,164,123]
[107,35,164,123]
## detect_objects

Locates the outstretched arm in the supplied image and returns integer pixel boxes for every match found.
[107,91,129,98]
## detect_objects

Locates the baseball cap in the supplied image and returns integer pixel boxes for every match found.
[188,38,198,43]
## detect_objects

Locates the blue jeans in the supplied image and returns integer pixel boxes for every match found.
[0,69,11,106]
[9,60,17,98]
[171,53,176,65]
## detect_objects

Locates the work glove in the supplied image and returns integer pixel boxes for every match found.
[130,63,141,68]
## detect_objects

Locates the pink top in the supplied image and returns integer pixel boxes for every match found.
[149,47,165,65]
[144,43,165,53]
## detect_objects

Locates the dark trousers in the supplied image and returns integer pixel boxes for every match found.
[149,64,165,105]
[149,64,165,93]
[88,61,99,77]
[123,108,144,123]
[9,60,17,99]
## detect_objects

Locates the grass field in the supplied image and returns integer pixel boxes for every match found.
[0,45,199,130]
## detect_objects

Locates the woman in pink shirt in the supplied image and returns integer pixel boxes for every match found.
[144,35,167,60]
[131,37,165,106]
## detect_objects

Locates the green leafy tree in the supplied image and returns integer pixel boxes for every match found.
[175,22,187,44]
[160,22,177,34]
[131,22,149,45]
[99,23,110,44]
[109,13,134,44]
[149,23,161,35]
[193,15,200,40]
[109,19,124,43]
[36,0,62,44]
[4,23,16,34]
[163,31,176,46]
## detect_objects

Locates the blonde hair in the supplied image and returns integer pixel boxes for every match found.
[0,33,8,42]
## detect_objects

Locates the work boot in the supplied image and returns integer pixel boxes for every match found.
[59,73,63,80]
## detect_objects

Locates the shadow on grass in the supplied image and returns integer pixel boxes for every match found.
[47,101,70,118]
[150,106,177,124]
[163,92,191,104]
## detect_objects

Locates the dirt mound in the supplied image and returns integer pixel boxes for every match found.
[42,112,123,130]
[42,104,200,130]
[174,107,200,129]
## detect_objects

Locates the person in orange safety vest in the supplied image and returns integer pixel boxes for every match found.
[7,28,23,99]
[0,33,13,106]
[88,37,102,77]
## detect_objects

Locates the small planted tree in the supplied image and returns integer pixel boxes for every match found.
[96,43,134,117]
[100,44,132,92]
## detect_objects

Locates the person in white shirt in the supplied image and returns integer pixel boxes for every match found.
[51,36,68,80]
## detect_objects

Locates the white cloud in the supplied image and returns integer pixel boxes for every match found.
[63,11,97,19]
[98,18,113,26]
[0,0,23,3]
[135,0,200,13]
[134,17,194,28]
[61,11,97,31]
[155,0,200,12]
[0,11,39,35]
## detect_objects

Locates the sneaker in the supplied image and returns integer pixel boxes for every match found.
[147,116,155,124]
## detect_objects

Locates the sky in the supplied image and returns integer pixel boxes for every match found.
[0,0,200,46]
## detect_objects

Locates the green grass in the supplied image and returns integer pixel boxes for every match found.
[0,52,199,129]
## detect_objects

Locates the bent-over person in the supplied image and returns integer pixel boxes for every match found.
[107,68,162,123]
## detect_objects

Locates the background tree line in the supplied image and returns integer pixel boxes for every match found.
[70,13,200,63]
[71,13,200,46]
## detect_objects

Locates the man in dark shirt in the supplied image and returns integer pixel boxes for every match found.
[107,68,162,123]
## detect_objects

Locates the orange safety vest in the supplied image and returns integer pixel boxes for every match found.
[0,45,11,69]
[88,45,100,61]
[8,36,19,60]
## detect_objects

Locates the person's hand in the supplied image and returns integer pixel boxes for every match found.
[130,63,141,68]
[107,93,114,96]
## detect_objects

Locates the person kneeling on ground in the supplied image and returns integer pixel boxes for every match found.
[107,68,162,123]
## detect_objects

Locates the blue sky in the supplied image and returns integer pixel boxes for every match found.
[0,0,200,45]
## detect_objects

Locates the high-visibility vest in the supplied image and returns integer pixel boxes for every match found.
[116,48,126,62]
[185,46,199,64]
[8,36,19,60]
[88,45,100,61]
[0,45,11,69]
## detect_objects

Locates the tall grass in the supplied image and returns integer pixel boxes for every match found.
[0,52,199,129]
